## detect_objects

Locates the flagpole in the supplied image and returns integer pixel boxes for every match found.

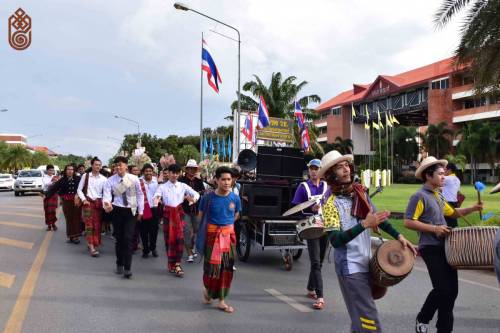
[386,112,389,173]
[200,32,204,160]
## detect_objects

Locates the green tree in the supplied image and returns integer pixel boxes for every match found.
[331,136,354,154]
[120,133,165,162]
[393,126,419,165]
[445,153,468,172]
[0,145,32,172]
[419,122,454,158]
[435,0,500,95]
[176,145,200,166]
[457,121,483,183]
[53,154,86,169]
[233,72,322,155]
[31,151,50,168]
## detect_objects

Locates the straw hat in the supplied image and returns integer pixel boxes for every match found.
[491,182,500,194]
[415,156,448,179]
[185,159,199,168]
[318,150,353,178]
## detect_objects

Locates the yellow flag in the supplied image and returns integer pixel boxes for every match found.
[377,110,384,130]
[372,121,380,130]
[351,104,356,121]
[385,112,392,128]
[364,122,370,130]
[392,113,400,125]
[365,105,370,120]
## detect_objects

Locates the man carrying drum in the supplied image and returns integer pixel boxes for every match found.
[404,156,482,333]
[319,150,415,333]
[291,159,328,310]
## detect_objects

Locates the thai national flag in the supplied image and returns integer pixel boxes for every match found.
[301,127,311,151]
[294,100,305,131]
[257,96,270,129]
[241,113,253,142]
[202,39,222,93]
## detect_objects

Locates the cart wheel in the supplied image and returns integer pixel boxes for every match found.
[292,249,303,260]
[283,251,293,271]
[236,222,251,262]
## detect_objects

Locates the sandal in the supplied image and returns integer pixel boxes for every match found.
[312,300,325,310]
[173,265,184,278]
[46,225,52,231]
[52,225,58,231]
[306,291,318,300]
[217,304,234,314]
[91,249,100,257]
[202,289,212,304]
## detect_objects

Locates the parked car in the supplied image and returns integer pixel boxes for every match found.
[0,174,15,190]
[14,169,44,196]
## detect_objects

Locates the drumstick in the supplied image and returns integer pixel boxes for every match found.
[452,207,473,227]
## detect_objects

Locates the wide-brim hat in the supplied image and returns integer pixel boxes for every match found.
[491,182,500,194]
[185,159,199,168]
[318,150,354,179]
[415,156,448,179]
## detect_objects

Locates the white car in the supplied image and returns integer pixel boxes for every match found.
[0,174,15,190]
[14,169,44,196]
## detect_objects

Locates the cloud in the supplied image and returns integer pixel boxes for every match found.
[0,0,466,162]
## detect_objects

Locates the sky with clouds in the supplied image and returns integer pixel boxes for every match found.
[0,0,465,161]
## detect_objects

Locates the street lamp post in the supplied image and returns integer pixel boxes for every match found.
[173,2,241,162]
[114,115,141,148]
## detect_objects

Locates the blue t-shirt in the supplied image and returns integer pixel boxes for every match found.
[199,191,241,226]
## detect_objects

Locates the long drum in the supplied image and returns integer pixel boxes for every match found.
[445,226,499,269]
[370,240,415,288]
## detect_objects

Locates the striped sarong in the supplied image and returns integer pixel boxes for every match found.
[163,205,185,271]
[203,223,235,300]
[43,194,58,226]
[82,198,103,246]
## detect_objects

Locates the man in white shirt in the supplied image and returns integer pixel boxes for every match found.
[154,164,199,277]
[78,157,107,257]
[103,156,144,279]
[139,164,159,258]
[42,164,60,231]
[442,163,461,228]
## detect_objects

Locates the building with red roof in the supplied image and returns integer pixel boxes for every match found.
[315,57,499,154]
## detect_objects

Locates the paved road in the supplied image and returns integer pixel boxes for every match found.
[0,191,498,333]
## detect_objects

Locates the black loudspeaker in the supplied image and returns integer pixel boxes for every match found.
[257,146,304,179]
[240,182,297,217]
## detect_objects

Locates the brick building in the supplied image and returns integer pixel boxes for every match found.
[0,133,27,147]
[314,57,500,155]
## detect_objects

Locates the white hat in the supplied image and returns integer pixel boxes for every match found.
[318,150,354,178]
[415,156,448,179]
[185,159,198,168]
[491,182,500,194]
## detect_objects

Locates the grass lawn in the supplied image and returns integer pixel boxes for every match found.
[370,183,500,244]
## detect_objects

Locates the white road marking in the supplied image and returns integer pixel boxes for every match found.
[412,265,499,292]
[264,288,313,313]
[0,221,43,230]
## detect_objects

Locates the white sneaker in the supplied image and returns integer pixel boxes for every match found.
[233,266,237,271]
[415,320,429,333]
[193,252,198,258]
[187,255,194,263]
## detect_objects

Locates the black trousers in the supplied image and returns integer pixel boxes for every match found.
[445,201,458,228]
[112,206,136,271]
[139,210,159,254]
[417,246,458,333]
[306,234,328,298]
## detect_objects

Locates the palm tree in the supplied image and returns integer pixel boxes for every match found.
[393,126,419,165]
[418,122,454,158]
[232,72,323,155]
[445,153,468,172]
[0,145,32,172]
[457,121,483,183]
[434,0,500,95]
[330,136,354,155]
[231,72,321,118]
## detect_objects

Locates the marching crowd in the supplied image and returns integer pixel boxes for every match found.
[39,151,485,332]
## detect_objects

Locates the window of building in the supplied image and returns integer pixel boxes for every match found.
[407,91,419,106]
[332,107,342,116]
[319,127,327,135]
[431,77,449,90]
[463,97,487,109]
[422,88,428,101]
[462,76,474,85]
[391,95,403,109]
